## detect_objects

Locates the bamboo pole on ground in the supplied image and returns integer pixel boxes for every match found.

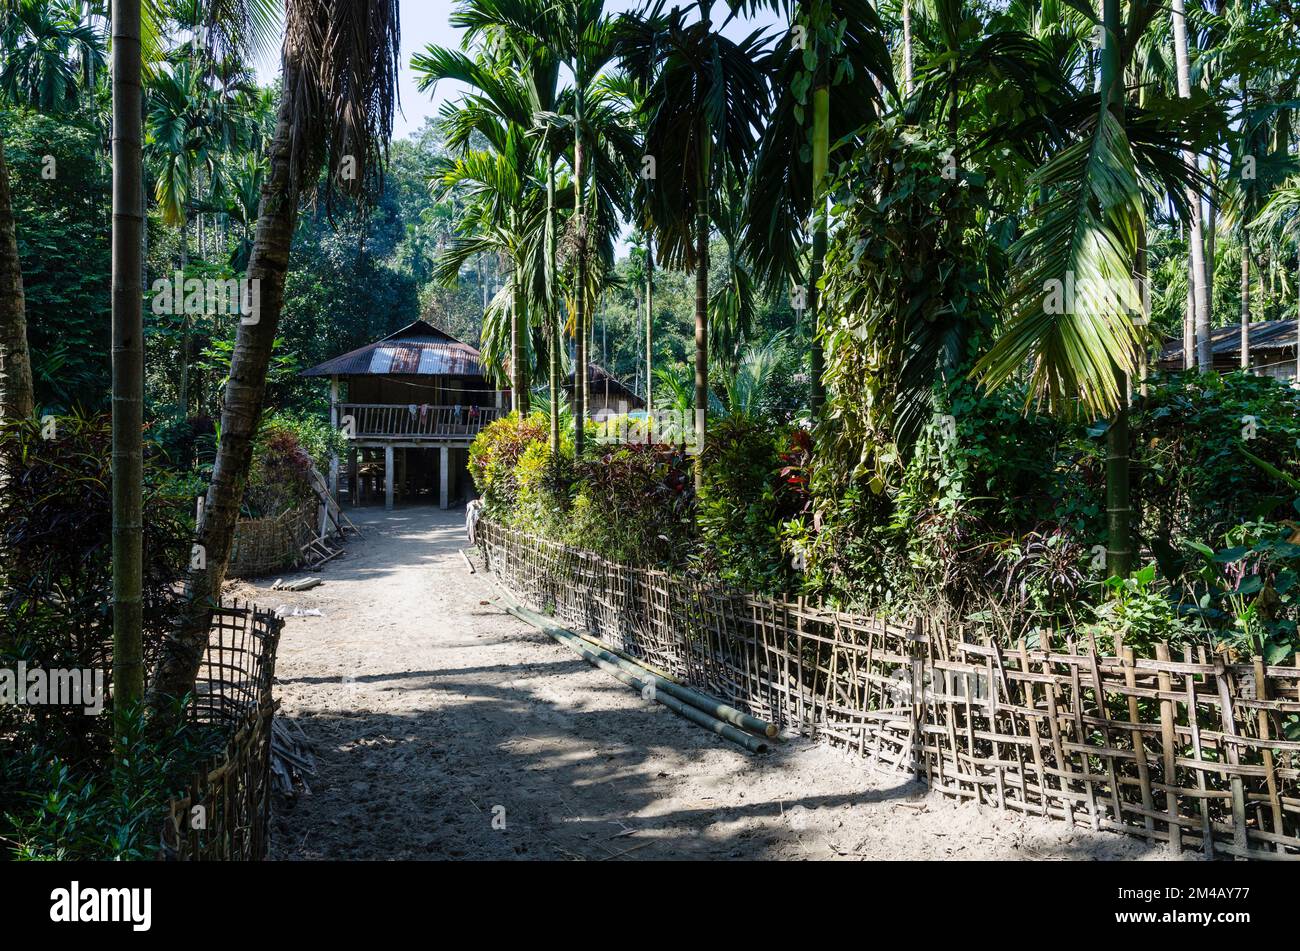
[503,600,772,753]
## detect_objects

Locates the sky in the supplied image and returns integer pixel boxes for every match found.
[257,1,787,141]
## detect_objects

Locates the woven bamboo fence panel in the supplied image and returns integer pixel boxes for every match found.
[159,600,283,860]
[479,520,1300,860]
[227,503,317,578]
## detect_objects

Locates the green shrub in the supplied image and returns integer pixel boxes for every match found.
[1183,517,1300,663]
[694,417,800,593]
[1083,565,1199,657]
[0,416,200,859]
[259,409,345,474]
[239,411,347,519]
[0,415,191,763]
[468,411,549,517]
[805,378,1099,622]
[1132,371,1300,582]
[3,700,223,861]
[567,443,695,566]
[513,437,575,536]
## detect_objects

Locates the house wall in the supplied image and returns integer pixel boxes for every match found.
[1158,348,1297,381]
[1250,349,1297,381]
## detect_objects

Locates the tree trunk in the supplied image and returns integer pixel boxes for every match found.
[1171,0,1212,369]
[112,0,146,722]
[573,87,586,457]
[148,62,303,706]
[645,233,653,411]
[1265,250,1274,322]
[694,209,709,495]
[179,220,189,417]
[511,247,529,414]
[1101,0,1132,579]
[809,85,829,415]
[0,131,34,420]
[546,153,559,452]
[1206,163,1217,315]
[1105,376,1133,577]
[583,295,592,414]
[1136,240,1149,398]
[693,209,709,493]
[902,0,914,97]
[1240,234,1251,371]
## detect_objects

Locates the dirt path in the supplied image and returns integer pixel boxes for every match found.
[238,507,1170,861]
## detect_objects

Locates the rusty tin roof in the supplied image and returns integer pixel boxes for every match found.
[301,320,485,377]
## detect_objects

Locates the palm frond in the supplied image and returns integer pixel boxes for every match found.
[974,108,1144,419]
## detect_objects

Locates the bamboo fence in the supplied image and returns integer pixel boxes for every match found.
[479,520,1300,860]
[227,502,318,578]
[159,600,283,861]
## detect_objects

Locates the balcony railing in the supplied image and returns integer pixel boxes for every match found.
[337,403,504,440]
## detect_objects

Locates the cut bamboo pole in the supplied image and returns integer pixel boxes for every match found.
[504,602,771,754]
[509,599,778,738]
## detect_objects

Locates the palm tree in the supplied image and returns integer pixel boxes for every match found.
[1252,181,1300,379]
[149,0,401,706]
[736,0,892,415]
[445,0,567,449]
[147,50,253,415]
[975,0,1209,577]
[0,0,105,110]
[620,0,770,490]
[1170,0,1212,369]
[428,130,548,394]
[602,67,661,417]
[415,45,543,413]
[709,181,756,375]
[1220,0,1300,372]
[544,0,626,460]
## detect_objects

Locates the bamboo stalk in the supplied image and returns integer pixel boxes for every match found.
[505,602,771,753]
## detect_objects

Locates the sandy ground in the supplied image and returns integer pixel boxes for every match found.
[231,507,1173,861]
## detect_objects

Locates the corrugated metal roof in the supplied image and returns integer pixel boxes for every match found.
[1159,318,1298,364]
[301,320,485,377]
[564,363,644,407]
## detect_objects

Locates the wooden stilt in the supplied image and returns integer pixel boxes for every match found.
[440,446,450,510]
[384,444,394,511]
[347,447,358,507]
[329,376,340,501]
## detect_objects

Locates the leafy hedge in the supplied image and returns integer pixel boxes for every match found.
[469,373,1300,665]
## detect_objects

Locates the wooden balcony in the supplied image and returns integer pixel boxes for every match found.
[337,403,504,443]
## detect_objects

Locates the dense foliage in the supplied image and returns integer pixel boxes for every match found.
[472,369,1300,666]
[0,416,213,859]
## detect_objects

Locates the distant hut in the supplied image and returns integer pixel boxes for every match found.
[1157,319,1298,382]
[301,320,505,511]
[565,364,646,419]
